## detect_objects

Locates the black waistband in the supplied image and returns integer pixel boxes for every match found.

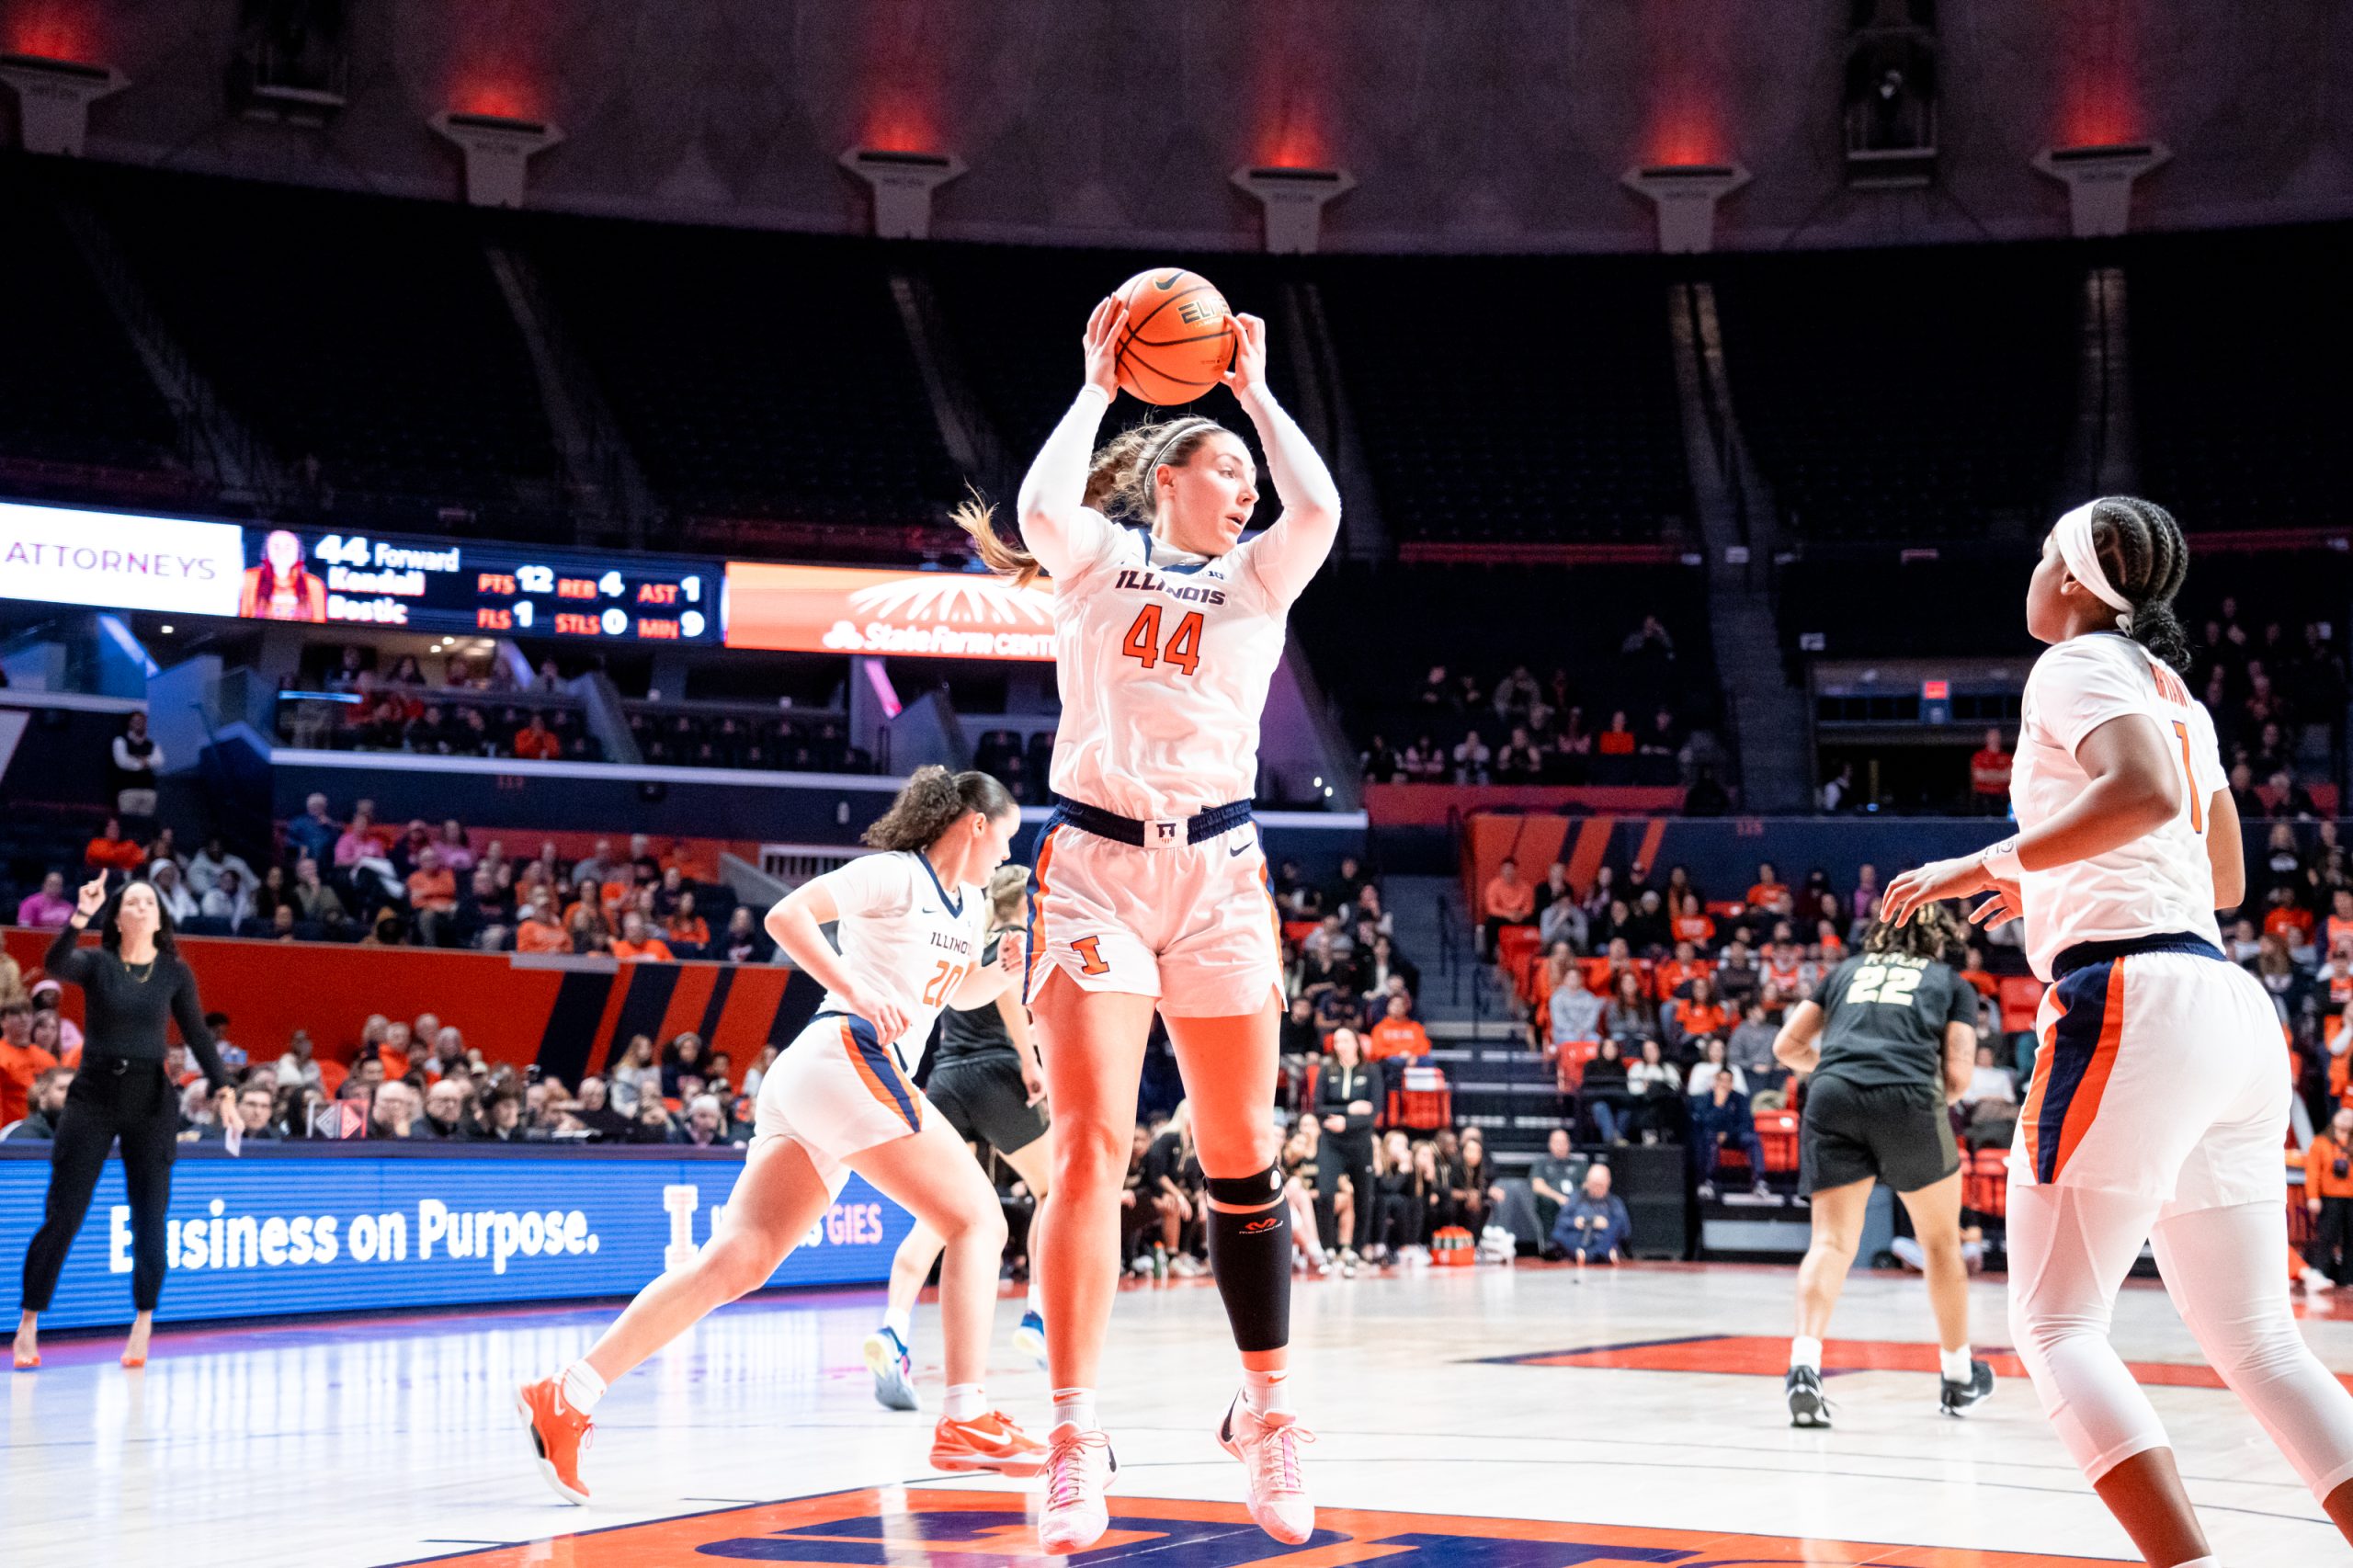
[1051,797,1255,848]
[2051,931,2225,981]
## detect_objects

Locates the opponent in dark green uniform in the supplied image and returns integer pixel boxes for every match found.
[1771,902,1994,1428]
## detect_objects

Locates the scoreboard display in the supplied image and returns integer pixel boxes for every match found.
[243,527,720,644]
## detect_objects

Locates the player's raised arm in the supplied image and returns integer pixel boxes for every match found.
[1224,312,1342,605]
[1007,299,1126,579]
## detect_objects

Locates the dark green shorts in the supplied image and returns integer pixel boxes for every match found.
[1800,1075,1959,1197]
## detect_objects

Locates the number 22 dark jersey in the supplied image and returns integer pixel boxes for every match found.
[1812,952,1980,1092]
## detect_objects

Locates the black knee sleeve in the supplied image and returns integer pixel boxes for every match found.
[1203,1165,1291,1353]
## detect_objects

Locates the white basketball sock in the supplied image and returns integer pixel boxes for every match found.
[944,1383,987,1422]
[1051,1386,1097,1434]
[1241,1366,1294,1418]
[1940,1346,1974,1383]
[881,1305,912,1341]
[561,1359,608,1415]
[1790,1336,1823,1373]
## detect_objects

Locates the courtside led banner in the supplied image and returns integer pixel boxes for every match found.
[0,502,245,616]
[0,1148,910,1330]
[724,563,1056,661]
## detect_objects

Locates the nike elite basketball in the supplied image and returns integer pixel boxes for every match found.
[1113,267,1234,404]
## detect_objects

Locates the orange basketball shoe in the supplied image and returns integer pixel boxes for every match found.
[516,1376,595,1504]
[929,1407,1048,1476]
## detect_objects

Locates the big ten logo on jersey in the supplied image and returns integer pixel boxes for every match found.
[660,1185,884,1271]
[1847,953,1927,1006]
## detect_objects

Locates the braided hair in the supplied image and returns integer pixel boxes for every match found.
[2084,495,2193,674]
[1862,900,1966,967]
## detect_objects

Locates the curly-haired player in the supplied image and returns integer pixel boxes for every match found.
[1772,901,1991,1428]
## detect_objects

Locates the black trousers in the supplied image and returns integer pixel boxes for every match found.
[20,1059,179,1314]
[1376,1189,1428,1252]
[2313,1198,2353,1287]
[1315,1131,1377,1253]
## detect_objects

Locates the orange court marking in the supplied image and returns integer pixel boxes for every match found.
[389,1485,2131,1566]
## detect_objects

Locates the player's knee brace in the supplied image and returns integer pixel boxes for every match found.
[1203,1166,1291,1353]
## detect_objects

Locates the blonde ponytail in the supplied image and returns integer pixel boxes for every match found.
[961,419,1237,586]
[952,491,1044,590]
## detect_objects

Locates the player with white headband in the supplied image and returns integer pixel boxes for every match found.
[1883,497,2353,1567]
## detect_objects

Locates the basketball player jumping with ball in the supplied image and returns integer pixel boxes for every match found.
[958,284,1341,1552]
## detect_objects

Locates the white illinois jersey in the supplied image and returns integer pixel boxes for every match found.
[808,849,988,1063]
[2012,633,2227,982]
[1041,507,1302,822]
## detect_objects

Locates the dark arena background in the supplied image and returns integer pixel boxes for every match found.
[2,2,2351,1563]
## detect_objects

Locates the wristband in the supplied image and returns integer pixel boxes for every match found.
[1981,837,2024,883]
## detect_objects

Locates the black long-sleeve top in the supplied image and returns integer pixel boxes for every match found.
[45,924,229,1092]
[1315,1061,1381,1139]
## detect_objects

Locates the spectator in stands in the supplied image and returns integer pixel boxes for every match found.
[2228,761,2265,819]
[1481,857,1534,959]
[1367,991,1430,1065]
[1452,728,1493,785]
[1665,974,1733,1057]
[272,1029,322,1091]
[1726,1002,1783,1097]
[16,872,74,929]
[28,983,77,1059]
[481,1090,531,1142]
[1968,729,2013,813]
[434,820,475,874]
[218,1083,281,1144]
[661,1033,710,1099]
[572,1076,632,1142]
[1687,1036,1750,1099]
[1400,733,1446,782]
[1550,963,1605,1051]
[186,836,256,899]
[5,1067,71,1142]
[608,1034,659,1113]
[0,999,59,1127]
[718,905,770,964]
[1454,1131,1494,1235]
[1625,1039,1683,1144]
[148,859,199,925]
[1745,863,1792,917]
[513,712,561,761]
[111,710,164,821]
[200,866,255,927]
[1495,726,1544,781]
[1689,1063,1769,1199]
[1552,1164,1632,1267]
[1603,971,1658,1051]
[289,857,349,932]
[2307,1107,2353,1291]
[612,911,675,963]
[1819,763,1858,813]
[84,816,145,876]
[514,894,567,954]
[672,1093,737,1148]
[452,869,512,949]
[1582,1038,1634,1144]
[1597,711,1636,762]
[404,847,458,944]
[2271,768,2323,821]
[665,892,710,953]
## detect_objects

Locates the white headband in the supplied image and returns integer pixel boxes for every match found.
[2053,502,2134,632]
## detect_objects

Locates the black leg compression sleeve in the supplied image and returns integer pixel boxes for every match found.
[1203,1165,1292,1354]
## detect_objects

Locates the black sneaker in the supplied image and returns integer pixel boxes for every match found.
[1939,1358,1995,1417]
[1786,1365,1831,1429]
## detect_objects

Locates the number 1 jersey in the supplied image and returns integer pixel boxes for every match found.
[1043,506,1300,823]
[2012,632,2227,982]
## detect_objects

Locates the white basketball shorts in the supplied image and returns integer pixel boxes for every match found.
[1024,812,1285,1019]
[2011,937,2287,1213]
[751,1011,931,1197]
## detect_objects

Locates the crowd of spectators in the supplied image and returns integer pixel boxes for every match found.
[278,648,605,763]
[0,1006,774,1151]
[1491,855,2015,1198]
[1357,615,1712,790]
[17,797,773,960]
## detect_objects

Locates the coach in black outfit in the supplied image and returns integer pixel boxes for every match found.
[13,875,233,1370]
[1313,1028,1381,1261]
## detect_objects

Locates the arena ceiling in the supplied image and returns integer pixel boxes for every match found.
[7,0,2349,250]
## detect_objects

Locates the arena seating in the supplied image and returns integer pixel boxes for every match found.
[83,164,565,537]
[0,158,183,485]
[1292,560,1720,774]
[2128,223,2353,535]
[1315,254,1691,542]
[1712,243,2079,541]
[532,217,962,535]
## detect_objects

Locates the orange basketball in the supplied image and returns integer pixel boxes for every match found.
[1112,267,1233,405]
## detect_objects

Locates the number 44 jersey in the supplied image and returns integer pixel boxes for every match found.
[1043,506,1308,824]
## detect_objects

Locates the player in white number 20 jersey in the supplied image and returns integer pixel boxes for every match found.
[958,297,1341,1552]
[1886,498,2353,1567]
[517,768,1048,1503]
